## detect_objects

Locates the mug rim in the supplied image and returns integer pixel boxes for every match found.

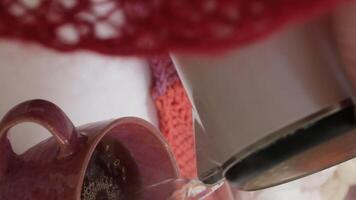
[76,117,180,200]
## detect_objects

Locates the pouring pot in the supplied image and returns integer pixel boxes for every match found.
[171,18,356,190]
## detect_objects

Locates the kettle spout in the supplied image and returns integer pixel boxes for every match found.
[194,115,225,185]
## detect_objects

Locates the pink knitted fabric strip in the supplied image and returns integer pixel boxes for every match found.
[150,55,197,179]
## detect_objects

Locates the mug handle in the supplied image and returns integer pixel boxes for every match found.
[0,99,80,159]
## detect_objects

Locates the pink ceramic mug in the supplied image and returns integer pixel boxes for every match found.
[0,99,179,199]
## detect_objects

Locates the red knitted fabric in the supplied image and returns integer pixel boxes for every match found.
[150,56,196,178]
[0,0,348,55]
[155,82,196,178]
[150,56,236,197]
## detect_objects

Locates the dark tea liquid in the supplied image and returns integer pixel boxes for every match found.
[81,138,141,200]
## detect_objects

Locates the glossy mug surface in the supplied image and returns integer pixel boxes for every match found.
[0,100,179,199]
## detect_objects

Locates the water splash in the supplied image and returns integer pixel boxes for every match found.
[168,179,225,200]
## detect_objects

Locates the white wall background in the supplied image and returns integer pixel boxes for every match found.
[0,40,157,154]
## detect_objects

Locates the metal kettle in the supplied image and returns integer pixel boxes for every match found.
[171,18,356,190]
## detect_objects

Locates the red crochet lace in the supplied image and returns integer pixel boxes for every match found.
[0,0,347,55]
